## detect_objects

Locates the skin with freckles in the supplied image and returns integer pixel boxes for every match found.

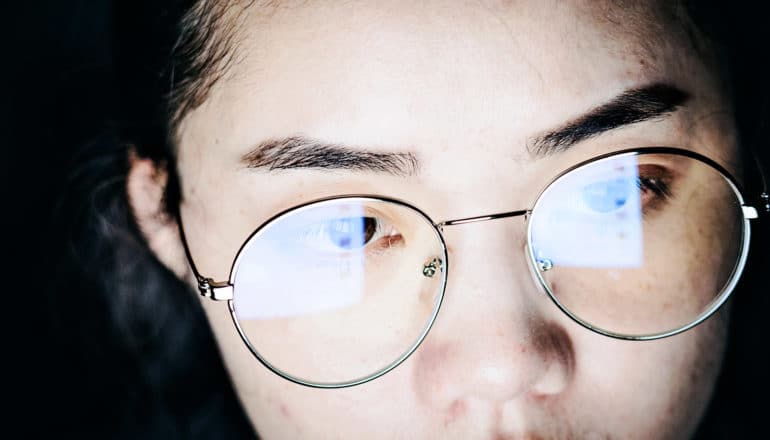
[129,1,742,438]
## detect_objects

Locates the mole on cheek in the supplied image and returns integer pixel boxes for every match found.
[269,399,307,438]
[279,403,291,420]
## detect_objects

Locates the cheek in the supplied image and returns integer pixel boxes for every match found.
[203,296,729,440]
[199,296,418,439]
[198,300,305,437]
[568,307,729,438]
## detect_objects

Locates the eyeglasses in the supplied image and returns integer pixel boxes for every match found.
[179,147,764,389]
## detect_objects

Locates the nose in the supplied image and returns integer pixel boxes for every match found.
[411,219,574,407]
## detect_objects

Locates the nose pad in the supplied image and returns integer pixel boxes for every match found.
[410,222,574,408]
[422,257,444,278]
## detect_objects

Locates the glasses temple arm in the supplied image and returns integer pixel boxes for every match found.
[177,214,234,300]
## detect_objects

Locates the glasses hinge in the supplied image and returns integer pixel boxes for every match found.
[761,192,770,214]
[197,278,234,301]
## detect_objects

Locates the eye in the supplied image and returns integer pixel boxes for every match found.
[635,165,674,212]
[299,216,401,254]
[322,217,377,250]
[579,167,673,215]
[636,175,671,197]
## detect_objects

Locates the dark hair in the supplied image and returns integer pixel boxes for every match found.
[41,1,255,438]
[40,1,768,438]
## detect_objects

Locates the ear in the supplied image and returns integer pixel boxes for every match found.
[126,149,190,280]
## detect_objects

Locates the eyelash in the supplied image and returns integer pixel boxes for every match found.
[637,175,671,198]
[636,169,674,213]
[349,217,404,254]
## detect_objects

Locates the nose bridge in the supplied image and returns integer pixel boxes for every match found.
[439,215,536,320]
[410,213,573,406]
[435,207,537,306]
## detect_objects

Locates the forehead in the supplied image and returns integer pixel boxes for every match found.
[179,0,710,158]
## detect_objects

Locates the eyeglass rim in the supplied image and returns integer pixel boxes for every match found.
[181,146,756,388]
[525,147,753,341]
[226,195,450,388]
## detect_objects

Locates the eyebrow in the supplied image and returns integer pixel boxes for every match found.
[529,83,690,156]
[241,83,689,175]
[241,136,420,176]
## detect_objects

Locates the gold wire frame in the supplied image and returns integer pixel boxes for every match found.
[178,146,763,388]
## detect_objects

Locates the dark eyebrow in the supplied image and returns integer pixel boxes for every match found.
[241,136,420,176]
[529,83,690,157]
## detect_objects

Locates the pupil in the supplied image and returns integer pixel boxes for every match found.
[329,217,377,249]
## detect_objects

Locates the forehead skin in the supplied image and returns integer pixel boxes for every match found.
[178,0,733,166]
[175,1,734,439]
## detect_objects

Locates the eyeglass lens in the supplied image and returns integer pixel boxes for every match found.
[529,152,746,337]
[231,199,447,386]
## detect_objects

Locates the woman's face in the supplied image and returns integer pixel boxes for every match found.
[168,1,738,438]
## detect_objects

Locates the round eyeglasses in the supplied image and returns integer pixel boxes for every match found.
[179,147,763,388]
